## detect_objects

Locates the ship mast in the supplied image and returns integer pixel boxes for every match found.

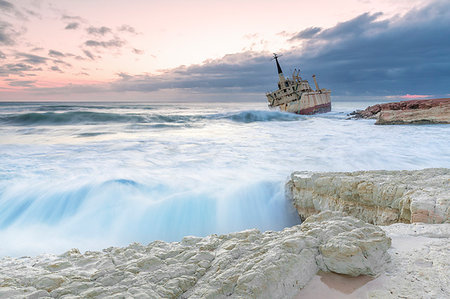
[272,53,285,84]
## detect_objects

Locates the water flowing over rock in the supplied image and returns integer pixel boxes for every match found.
[0,212,390,298]
[348,98,450,124]
[286,168,449,225]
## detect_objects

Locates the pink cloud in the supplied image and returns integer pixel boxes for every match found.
[398,94,432,99]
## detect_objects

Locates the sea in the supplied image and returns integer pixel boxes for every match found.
[1,101,449,257]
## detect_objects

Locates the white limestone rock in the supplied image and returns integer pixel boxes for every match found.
[286,168,450,225]
[301,212,391,276]
[367,223,450,298]
[0,212,390,298]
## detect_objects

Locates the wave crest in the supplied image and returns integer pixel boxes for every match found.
[1,111,146,125]
[219,110,304,123]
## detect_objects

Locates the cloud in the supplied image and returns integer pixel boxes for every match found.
[0,0,14,11]
[132,48,144,55]
[118,25,137,34]
[52,59,72,67]
[0,63,41,77]
[84,38,125,48]
[15,0,450,101]
[8,80,36,87]
[110,52,271,93]
[16,53,48,65]
[83,50,95,60]
[108,1,450,98]
[65,22,79,30]
[288,27,322,41]
[0,21,15,45]
[0,50,5,59]
[50,66,63,73]
[48,50,65,57]
[87,26,111,36]
[62,15,82,21]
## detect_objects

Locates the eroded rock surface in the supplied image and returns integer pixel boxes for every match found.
[370,223,450,298]
[286,168,450,225]
[348,98,450,124]
[0,212,390,299]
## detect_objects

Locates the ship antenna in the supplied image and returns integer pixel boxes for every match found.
[271,53,283,74]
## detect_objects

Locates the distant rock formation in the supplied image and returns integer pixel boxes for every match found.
[0,212,390,298]
[286,168,449,225]
[348,98,450,124]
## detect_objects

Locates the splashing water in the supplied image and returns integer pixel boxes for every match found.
[0,101,449,256]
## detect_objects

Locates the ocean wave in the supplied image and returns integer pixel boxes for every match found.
[1,109,305,126]
[1,111,147,125]
[216,110,304,123]
[0,177,299,256]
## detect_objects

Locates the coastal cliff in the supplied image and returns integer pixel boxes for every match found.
[349,98,450,124]
[286,168,449,225]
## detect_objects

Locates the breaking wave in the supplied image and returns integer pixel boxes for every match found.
[0,178,299,256]
[217,110,304,123]
[1,110,305,126]
[1,111,146,125]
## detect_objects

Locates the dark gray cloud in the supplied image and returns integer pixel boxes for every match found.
[84,38,125,48]
[50,66,63,73]
[48,50,65,57]
[17,0,450,101]
[0,63,39,77]
[288,27,322,41]
[110,52,271,93]
[87,26,111,36]
[8,80,36,87]
[16,53,48,65]
[65,22,79,30]
[0,0,14,11]
[111,0,450,98]
[0,21,15,45]
[83,50,95,60]
[52,59,72,67]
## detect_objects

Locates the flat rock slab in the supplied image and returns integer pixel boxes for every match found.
[286,168,450,225]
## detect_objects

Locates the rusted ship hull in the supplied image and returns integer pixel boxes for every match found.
[266,54,331,115]
[270,91,331,115]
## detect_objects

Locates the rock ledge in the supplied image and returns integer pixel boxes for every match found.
[286,168,449,225]
[348,98,450,124]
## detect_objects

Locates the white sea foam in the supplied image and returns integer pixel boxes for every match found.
[0,101,449,256]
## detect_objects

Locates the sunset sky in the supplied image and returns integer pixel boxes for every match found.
[0,0,449,101]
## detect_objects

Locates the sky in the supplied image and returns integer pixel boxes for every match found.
[0,0,449,102]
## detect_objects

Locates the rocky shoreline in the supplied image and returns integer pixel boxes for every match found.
[286,168,449,225]
[348,98,450,125]
[1,169,449,298]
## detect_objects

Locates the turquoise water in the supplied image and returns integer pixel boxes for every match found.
[0,101,449,256]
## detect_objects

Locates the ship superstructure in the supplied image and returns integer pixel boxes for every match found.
[266,54,331,114]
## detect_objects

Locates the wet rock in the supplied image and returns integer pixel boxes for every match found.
[348,98,450,124]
